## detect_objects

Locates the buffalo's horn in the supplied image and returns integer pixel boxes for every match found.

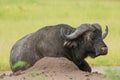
[102,26,108,39]
[91,23,102,31]
[61,24,95,40]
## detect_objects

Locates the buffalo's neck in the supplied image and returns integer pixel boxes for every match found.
[68,46,88,62]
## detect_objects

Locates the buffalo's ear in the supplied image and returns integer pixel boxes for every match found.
[64,41,78,48]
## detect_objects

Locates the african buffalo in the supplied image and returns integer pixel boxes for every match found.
[10,23,108,72]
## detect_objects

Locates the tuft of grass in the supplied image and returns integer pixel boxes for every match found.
[39,75,48,80]
[13,61,30,69]
[104,68,120,80]
[30,71,48,80]
[30,71,40,77]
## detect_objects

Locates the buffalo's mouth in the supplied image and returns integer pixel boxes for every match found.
[88,52,97,58]
[88,47,108,58]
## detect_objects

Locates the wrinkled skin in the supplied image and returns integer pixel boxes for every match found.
[10,24,108,72]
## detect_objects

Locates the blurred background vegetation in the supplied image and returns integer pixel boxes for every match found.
[0,0,120,70]
[104,68,120,80]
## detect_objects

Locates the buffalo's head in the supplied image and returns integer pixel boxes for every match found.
[61,23,108,58]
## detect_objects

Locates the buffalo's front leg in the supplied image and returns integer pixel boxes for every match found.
[74,60,91,72]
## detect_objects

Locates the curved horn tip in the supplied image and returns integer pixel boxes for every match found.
[105,25,108,31]
[102,25,109,39]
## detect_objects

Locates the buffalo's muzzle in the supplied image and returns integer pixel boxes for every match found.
[100,47,108,55]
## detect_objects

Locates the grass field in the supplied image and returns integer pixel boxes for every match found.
[0,0,120,71]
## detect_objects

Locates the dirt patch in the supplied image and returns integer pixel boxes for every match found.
[0,57,110,80]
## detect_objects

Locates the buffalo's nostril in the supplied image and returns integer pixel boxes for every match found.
[101,47,108,54]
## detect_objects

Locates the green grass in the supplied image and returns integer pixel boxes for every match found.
[30,71,48,80]
[30,71,40,77]
[104,68,120,80]
[13,61,30,70]
[0,0,120,71]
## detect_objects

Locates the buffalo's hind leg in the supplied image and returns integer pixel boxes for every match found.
[10,52,43,72]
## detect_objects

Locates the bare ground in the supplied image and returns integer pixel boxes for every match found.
[0,57,110,80]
